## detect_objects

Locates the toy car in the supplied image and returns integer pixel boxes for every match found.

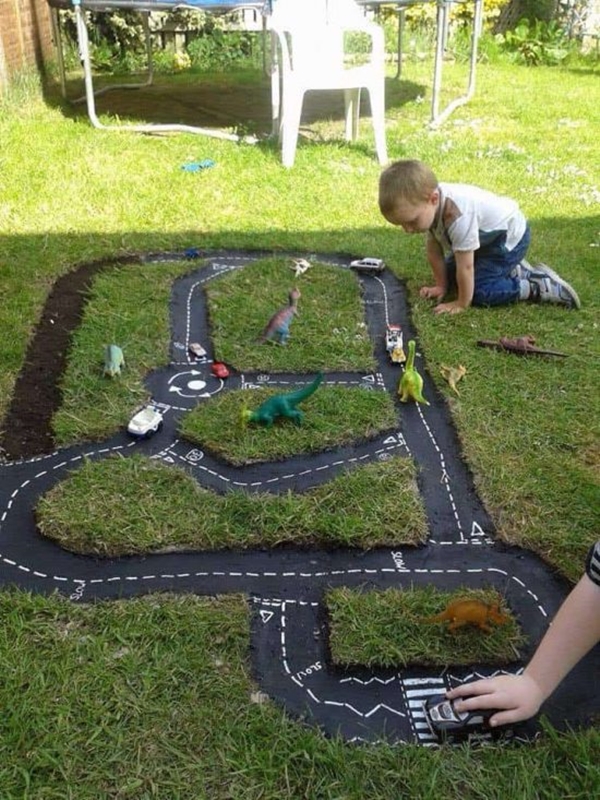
[385,324,405,363]
[127,404,164,438]
[350,257,386,274]
[188,342,207,359]
[211,361,230,379]
[423,695,496,741]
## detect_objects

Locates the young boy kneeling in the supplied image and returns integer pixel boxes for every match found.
[379,159,580,315]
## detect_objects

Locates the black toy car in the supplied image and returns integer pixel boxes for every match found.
[424,695,496,741]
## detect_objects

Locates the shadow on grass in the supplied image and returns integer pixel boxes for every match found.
[41,70,424,138]
[1,211,598,461]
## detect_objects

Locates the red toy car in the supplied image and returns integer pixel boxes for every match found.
[211,361,230,379]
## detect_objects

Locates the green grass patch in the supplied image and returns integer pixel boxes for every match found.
[412,302,600,581]
[2,58,600,795]
[180,384,398,464]
[327,586,526,668]
[53,259,203,445]
[206,258,376,372]
[1,589,599,799]
[36,454,427,556]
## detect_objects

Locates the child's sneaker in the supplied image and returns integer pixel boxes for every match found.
[512,259,534,280]
[527,263,581,309]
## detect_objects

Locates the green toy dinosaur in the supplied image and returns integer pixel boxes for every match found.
[242,373,323,426]
[398,340,429,405]
[104,344,124,377]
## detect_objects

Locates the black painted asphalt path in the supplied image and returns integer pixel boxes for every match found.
[1,251,597,745]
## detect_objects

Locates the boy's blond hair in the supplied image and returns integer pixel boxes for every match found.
[379,160,439,216]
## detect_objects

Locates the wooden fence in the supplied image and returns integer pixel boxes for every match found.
[0,0,55,93]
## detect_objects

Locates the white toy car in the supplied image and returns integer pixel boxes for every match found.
[127,404,164,438]
[188,342,207,359]
[385,324,406,363]
[350,257,386,273]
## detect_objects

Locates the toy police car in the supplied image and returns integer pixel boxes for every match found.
[127,404,164,438]
[424,695,496,741]
[350,257,386,274]
[385,324,405,363]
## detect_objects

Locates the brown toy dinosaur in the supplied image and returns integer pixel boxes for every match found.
[258,288,301,345]
[477,335,567,358]
[440,364,467,395]
[420,598,511,633]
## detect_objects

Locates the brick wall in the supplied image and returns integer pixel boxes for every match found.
[0,0,55,92]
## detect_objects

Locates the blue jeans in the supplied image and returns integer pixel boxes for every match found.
[445,225,531,307]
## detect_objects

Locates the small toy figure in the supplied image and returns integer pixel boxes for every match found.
[440,364,467,395]
[189,342,207,359]
[398,340,429,405]
[258,288,300,345]
[385,324,405,363]
[103,344,124,377]
[127,404,163,438]
[211,361,230,379]
[181,159,215,172]
[420,598,510,633]
[350,257,386,274]
[423,696,501,742]
[477,335,567,357]
[290,258,311,278]
[241,373,323,427]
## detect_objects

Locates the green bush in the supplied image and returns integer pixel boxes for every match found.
[186,29,259,71]
[387,0,512,30]
[58,8,261,75]
[496,18,571,64]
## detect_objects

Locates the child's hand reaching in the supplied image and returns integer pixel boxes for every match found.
[434,300,466,315]
[446,674,545,726]
[419,285,445,300]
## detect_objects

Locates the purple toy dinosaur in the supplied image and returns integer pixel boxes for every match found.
[258,288,301,345]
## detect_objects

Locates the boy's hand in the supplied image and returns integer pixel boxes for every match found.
[446,674,544,726]
[419,285,445,300]
[433,300,466,315]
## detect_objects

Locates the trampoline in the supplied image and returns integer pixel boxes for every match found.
[48,0,270,139]
[47,0,482,139]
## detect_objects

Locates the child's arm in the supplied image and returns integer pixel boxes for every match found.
[434,250,474,315]
[447,571,600,726]
[419,235,446,300]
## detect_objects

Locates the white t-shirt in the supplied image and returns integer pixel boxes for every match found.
[429,183,527,254]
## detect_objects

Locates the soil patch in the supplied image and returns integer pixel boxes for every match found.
[0,256,141,461]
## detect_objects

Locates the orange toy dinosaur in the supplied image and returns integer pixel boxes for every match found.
[421,598,510,633]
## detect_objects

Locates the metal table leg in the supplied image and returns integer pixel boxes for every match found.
[429,0,482,127]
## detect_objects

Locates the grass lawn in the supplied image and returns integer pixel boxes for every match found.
[326,586,526,668]
[0,44,599,797]
[1,590,598,800]
[37,454,427,554]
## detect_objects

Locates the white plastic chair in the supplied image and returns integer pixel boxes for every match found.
[269,0,388,167]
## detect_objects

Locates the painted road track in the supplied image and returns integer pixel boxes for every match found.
[1,251,597,745]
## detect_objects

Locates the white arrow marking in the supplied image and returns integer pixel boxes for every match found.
[168,370,202,385]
